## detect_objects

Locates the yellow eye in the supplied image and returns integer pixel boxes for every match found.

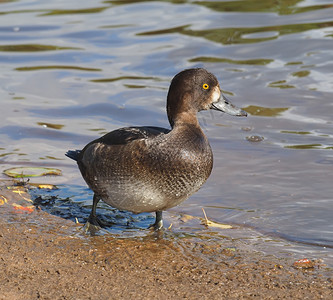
[203,83,209,90]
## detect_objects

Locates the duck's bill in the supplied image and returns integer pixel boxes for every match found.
[211,94,247,117]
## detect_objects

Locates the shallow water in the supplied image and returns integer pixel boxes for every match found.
[0,0,332,264]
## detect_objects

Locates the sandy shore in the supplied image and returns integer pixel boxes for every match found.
[0,181,332,299]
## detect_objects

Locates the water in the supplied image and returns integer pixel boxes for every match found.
[0,0,332,264]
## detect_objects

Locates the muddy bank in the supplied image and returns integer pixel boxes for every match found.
[0,181,332,299]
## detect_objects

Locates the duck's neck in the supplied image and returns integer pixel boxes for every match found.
[171,111,200,129]
[170,114,210,154]
[167,92,200,129]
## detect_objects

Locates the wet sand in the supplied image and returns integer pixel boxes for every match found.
[0,181,332,299]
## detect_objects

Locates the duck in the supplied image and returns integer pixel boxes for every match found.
[66,68,247,230]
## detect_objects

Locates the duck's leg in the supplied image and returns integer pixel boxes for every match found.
[84,194,105,231]
[149,211,163,230]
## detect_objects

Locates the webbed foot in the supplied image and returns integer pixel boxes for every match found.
[82,214,102,232]
[83,214,114,235]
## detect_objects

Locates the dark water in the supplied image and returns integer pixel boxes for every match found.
[1,0,332,264]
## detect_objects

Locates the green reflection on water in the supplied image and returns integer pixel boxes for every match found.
[138,21,333,45]
[88,128,106,132]
[194,0,333,15]
[244,105,289,117]
[99,24,133,29]
[291,70,310,78]
[106,0,333,15]
[0,152,27,158]
[0,44,82,52]
[285,61,303,66]
[204,21,333,44]
[39,7,109,16]
[281,131,311,135]
[91,76,157,83]
[16,66,101,72]
[107,0,187,5]
[0,0,17,4]
[137,25,189,36]
[268,80,295,89]
[0,7,108,16]
[37,122,64,130]
[124,84,146,89]
[0,9,42,16]
[39,156,63,160]
[285,144,333,150]
[189,56,273,65]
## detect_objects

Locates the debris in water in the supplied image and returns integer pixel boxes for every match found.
[179,213,196,223]
[246,135,264,142]
[201,208,232,229]
[30,183,58,190]
[4,167,62,178]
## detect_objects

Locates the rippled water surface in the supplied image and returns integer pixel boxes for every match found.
[1,0,332,263]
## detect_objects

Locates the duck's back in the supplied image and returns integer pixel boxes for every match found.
[75,125,213,213]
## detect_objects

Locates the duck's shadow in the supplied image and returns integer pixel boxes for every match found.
[29,183,229,241]
[30,184,158,234]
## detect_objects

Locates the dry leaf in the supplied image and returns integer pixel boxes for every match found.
[12,203,35,213]
[0,195,8,205]
[11,189,33,202]
[31,183,57,190]
[201,208,232,229]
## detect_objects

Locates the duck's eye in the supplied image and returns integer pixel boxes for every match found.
[202,83,209,90]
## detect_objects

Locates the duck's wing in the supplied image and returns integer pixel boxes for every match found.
[65,126,170,162]
[98,126,170,146]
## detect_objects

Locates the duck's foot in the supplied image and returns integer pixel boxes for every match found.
[83,220,101,234]
[148,211,163,231]
[82,214,110,233]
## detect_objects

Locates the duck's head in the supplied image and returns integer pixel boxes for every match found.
[166,68,247,127]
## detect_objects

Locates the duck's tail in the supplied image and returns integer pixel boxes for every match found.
[65,150,81,162]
